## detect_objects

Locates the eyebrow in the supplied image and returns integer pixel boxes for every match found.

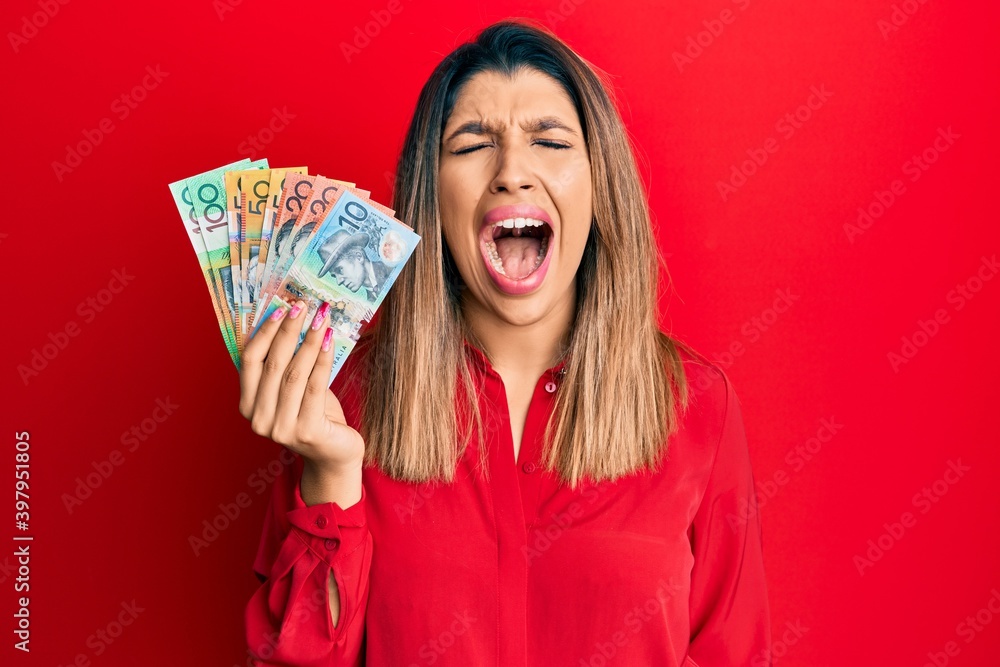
[444,116,578,143]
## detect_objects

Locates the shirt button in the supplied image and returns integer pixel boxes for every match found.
[324,538,339,551]
[315,515,328,529]
[544,381,557,393]
[522,462,536,474]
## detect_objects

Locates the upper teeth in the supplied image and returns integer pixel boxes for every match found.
[494,217,545,229]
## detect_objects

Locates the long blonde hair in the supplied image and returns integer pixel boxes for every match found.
[359,20,690,489]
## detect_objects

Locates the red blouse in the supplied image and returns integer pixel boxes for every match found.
[245,340,771,666]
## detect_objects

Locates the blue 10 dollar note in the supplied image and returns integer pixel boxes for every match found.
[252,190,420,384]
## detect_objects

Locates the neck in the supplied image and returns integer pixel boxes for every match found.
[462,284,575,378]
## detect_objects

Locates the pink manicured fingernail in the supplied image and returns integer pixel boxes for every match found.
[311,302,331,330]
[322,327,334,352]
[289,302,304,319]
[269,307,287,322]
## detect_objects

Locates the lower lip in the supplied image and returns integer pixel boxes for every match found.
[479,234,554,296]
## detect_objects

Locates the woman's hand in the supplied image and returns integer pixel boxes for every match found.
[239,300,365,506]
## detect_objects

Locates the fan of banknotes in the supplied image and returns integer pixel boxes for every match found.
[168,159,419,382]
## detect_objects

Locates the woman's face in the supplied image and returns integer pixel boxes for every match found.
[439,68,592,328]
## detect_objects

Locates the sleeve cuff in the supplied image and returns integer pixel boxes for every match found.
[287,468,368,564]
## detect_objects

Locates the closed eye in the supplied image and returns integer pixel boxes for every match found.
[452,140,571,155]
[534,139,571,149]
[452,143,493,155]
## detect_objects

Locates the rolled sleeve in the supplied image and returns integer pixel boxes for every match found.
[246,453,371,667]
[288,473,369,567]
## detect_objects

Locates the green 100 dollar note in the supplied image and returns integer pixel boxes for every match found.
[169,159,251,366]
[186,166,252,366]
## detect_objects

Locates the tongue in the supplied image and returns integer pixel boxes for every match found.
[495,236,542,279]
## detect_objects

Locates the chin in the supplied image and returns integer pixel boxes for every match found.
[489,282,573,327]
[492,303,551,327]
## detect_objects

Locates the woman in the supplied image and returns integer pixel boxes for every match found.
[240,20,770,667]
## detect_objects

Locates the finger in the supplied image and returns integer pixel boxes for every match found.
[273,301,332,439]
[251,300,309,434]
[300,315,339,428]
[238,300,291,418]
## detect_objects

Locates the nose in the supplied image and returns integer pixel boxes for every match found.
[489,143,537,194]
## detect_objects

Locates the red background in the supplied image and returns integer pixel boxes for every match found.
[4,0,998,665]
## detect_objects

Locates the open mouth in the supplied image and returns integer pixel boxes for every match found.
[483,217,552,280]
